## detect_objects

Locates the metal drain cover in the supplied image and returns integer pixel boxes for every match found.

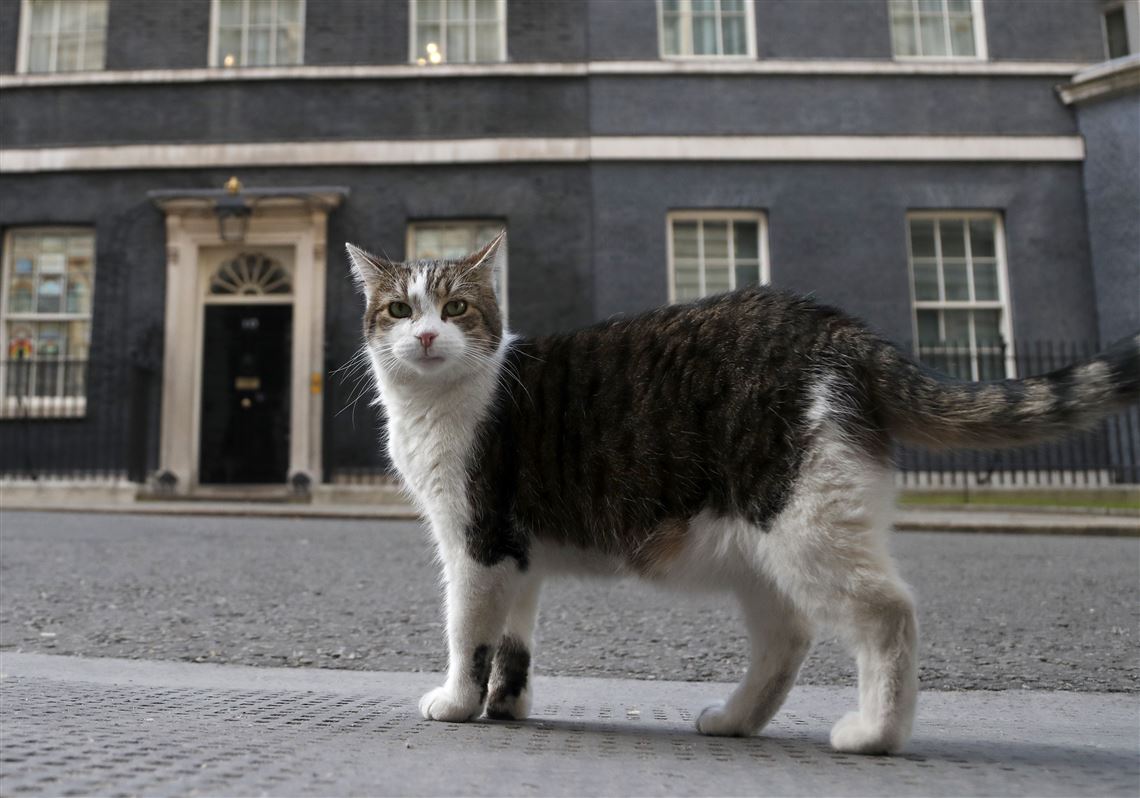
[1,654,1136,797]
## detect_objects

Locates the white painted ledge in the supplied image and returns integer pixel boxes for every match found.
[0,136,1086,173]
[0,58,1093,89]
[1057,54,1140,105]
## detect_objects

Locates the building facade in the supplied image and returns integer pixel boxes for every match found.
[1,0,1137,494]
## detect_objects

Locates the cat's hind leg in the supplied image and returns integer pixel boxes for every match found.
[486,574,542,720]
[766,444,918,755]
[827,573,917,755]
[696,580,812,737]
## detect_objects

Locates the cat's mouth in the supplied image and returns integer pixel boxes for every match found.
[416,354,446,365]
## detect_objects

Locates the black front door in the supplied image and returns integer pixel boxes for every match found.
[199,304,292,484]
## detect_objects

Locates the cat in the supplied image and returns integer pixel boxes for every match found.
[346,233,1139,755]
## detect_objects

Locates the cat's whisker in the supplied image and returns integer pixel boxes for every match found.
[330,348,371,377]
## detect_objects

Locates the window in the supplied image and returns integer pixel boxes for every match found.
[888,0,985,59]
[658,0,755,58]
[411,0,506,65]
[1104,5,1132,59]
[406,222,508,315]
[1,229,96,414]
[907,213,1013,381]
[668,212,768,302]
[18,0,107,73]
[211,0,304,68]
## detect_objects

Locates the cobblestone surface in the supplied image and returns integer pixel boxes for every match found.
[0,511,1137,691]
[2,654,1138,797]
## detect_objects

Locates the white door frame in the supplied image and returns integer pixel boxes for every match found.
[152,195,342,491]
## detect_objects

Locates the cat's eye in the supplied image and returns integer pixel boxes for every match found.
[443,300,468,318]
[388,301,412,319]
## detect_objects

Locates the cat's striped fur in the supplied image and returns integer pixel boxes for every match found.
[347,234,1139,754]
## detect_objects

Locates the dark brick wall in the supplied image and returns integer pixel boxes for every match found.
[105,0,211,70]
[508,0,588,62]
[0,78,588,148]
[985,0,1105,61]
[0,77,590,147]
[588,74,1079,136]
[1076,91,1140,344]
[305,0,406,65]
[756,0,893,59]
[1,72,1076,149]
[588,0,660,60]
[589,162,1099,347]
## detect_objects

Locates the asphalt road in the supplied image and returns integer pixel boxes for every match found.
[1,511,1136,692]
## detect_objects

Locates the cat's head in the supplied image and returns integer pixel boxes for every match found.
[346,232,505,384]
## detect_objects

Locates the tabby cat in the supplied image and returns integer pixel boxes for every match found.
[346,233,1138,754]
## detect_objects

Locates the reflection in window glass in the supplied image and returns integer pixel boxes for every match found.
[413,0,505,64]
[3,230,97,405]
[888,0,978,57]
[23,0,107,74]
[214,0,304,67]
[660,0,753,57]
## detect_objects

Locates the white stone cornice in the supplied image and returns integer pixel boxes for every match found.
[0,136,1086,173]
[1057,54,1140,105]
[0,58,1094,89]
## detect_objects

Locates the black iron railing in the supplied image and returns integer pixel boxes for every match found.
[897,340,1139,487]
[0,359,156,482]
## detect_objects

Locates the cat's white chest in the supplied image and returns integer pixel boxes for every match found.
[382,389,488,546]
[388,413,467,499]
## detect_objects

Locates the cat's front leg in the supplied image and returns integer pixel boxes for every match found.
[420,553,520,722]
[486,575,542,720]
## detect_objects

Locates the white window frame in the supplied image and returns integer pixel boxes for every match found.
[16,0,108,74]
[209,0,307,68]
[889,0,988,61]
[0,227,96,417]
[905,211,1014,380]
[405,220,509,320]
[666,211,769,303]
[408,0,508,65]
[657,0,757,60]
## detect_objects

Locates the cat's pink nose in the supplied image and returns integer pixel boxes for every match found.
[418,331,438,349]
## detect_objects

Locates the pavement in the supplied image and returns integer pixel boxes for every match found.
[2,653,1138,797]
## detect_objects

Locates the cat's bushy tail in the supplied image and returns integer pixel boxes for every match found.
[868,333,1140,450]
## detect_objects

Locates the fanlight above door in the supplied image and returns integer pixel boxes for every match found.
[209,253,293,296]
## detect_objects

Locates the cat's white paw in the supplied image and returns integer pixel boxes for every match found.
[695,702,751,737]
[829,711,901,754]
[485,687,531,721]
[419,686,481,722]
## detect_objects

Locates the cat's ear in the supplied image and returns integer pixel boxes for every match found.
[463,230,506,290]
[346,243,402,297]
